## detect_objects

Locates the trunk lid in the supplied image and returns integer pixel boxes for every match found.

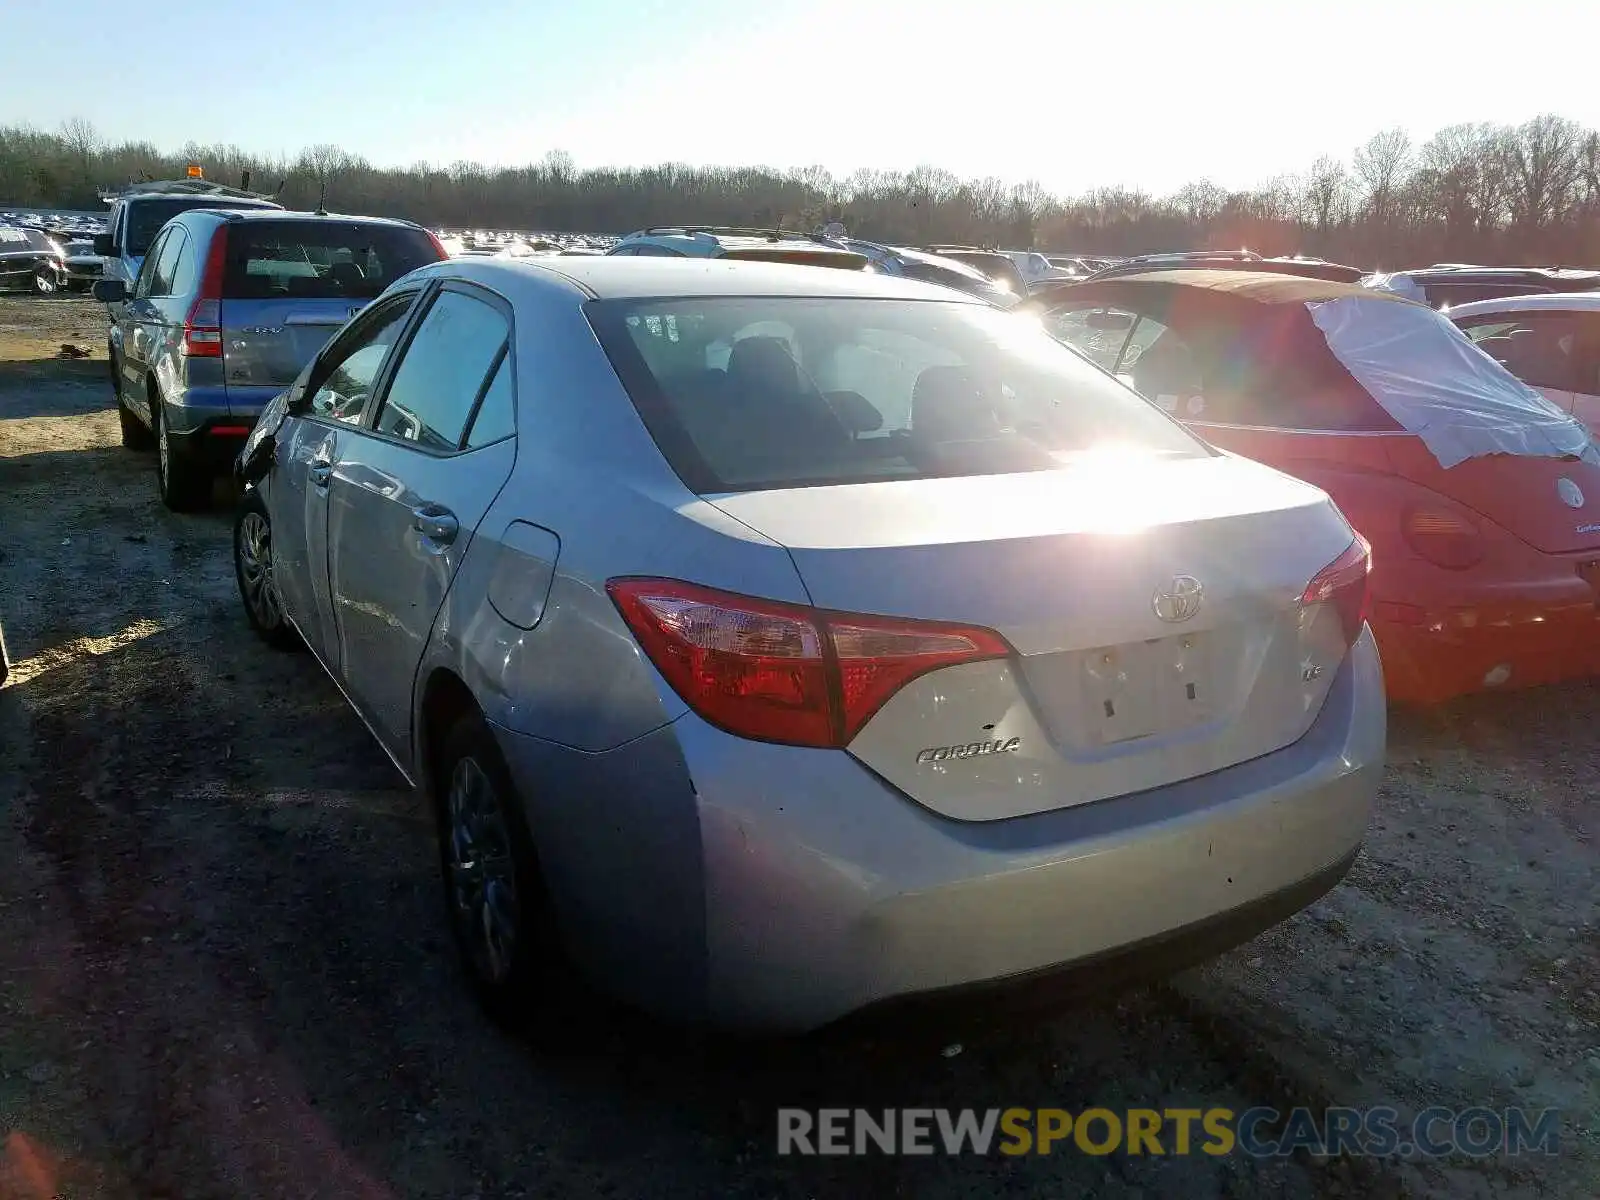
[706,454,1362,818]
[220,297,367,393]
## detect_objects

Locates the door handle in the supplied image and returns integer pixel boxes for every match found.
[412,505,459,544]
[308,457,332,487]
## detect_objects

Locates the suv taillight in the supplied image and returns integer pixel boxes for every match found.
[181,227,229,359]
[1300,534,1372,649]
[607,578,1010,748]
[426,230,449,260]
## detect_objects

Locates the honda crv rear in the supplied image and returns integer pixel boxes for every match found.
[97,209,445,509]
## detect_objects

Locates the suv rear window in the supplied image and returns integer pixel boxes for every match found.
[588,296,1206,492]
[222,220,441,300]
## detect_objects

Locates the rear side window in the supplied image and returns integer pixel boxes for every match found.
[588,296,1206,492]
[373,289,509,451]
[149,227,187,298]
[223,221,441,300]
[1458,313,1582,392]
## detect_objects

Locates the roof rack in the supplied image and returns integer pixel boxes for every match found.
[97,177,281,205]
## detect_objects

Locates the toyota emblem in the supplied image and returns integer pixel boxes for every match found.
[1153,575,1204,623]
[1557,477,1585,509]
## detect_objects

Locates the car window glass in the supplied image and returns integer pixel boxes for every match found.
[465,353,515,448]
[132,230,167,298]
[149,227,186,298]
[591,296,1206,492]
[1119,317,1208,416]
[631,243,683,257]
[223,220,440,300]
[1459,314,1581,393]
[1040,306,1136,371]
[307,303,412,425]
[373,289,509,451]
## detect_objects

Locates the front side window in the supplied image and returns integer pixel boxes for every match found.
[372,289,510,451]
[589,296,1207,492]
[306,302,413,425]
[1458,313,1582,393]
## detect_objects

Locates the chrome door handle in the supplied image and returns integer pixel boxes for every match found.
[412,505,459,544]
[308,458,332,487]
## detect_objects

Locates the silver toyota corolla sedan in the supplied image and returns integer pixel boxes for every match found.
[232,256,1386,1033]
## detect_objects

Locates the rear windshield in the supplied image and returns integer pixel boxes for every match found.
[124,198,268,256]
[223,221,441,300]
[588,297,1206,493]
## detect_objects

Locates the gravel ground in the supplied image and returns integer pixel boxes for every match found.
[0,296,1594,1199]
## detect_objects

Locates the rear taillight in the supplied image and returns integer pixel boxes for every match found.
[426,231,449,260]
[1300,534,1372,648]
[607,578,1010,748]
[1402,504,1484,570]
[181,227,229,358]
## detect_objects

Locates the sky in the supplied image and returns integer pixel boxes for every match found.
[6,0,1599,198]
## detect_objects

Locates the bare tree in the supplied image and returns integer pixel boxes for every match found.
[1503,114,1585,229]
[1353,128,1413,222]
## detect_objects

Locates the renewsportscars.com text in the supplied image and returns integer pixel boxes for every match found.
[776,1106,1561,1159]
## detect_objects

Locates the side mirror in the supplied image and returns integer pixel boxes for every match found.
[92,233,115,257]
[92,279,127,304]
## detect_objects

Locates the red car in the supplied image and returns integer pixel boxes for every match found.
[1027,270,1600,704]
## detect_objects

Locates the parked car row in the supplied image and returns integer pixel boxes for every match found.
[85,193,1597,1038]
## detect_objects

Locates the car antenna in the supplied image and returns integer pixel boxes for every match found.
[315,180,329,217]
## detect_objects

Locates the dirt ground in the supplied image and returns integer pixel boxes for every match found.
[0,295,1594,1199]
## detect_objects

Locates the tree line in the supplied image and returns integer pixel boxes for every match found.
[4,115,1600,268]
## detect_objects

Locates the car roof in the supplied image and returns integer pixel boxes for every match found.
[1444,292,1600,319]
[424,255,989,302]
[1049,268,1413,306]
[121,191,281,209]
[192,208,425,228]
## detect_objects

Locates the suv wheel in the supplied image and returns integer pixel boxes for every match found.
[32,267,56,295]
[233,490,299,650]
[114,361,154,451]
[434,710,569,1028]
[154,400,211,512]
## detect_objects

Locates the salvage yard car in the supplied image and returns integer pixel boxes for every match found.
[608,225,869,270]
[231,255,1382,1033]
[1449,293,1600,435]
[95,209,446,509]
[1031,269,1600,705]
[0,226,68,293]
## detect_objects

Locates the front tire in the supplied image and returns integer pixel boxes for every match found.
[434,711,567,1028]
[233,490,300,650]
[154,399,211,511]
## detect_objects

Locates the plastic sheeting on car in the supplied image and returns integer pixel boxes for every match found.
[1360,272,1426,303]
[1308,295,1598,470]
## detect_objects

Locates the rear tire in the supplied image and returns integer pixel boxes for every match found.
[433,710,570,1029]
[233,489,300,651]
[117,375,154,450]
[153,398,211,512]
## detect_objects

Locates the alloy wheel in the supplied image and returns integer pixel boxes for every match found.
[237,511,282,629]
[445,755,521,983]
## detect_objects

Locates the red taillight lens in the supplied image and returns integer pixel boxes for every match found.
[1300,534,1372,648]
[1402,504,1484,570]
[182,227,229,358]
[607,578,1010,748]
[426,231,449,260]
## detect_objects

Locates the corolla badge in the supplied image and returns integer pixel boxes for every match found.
[1557,477,1585,509]
[1152,574,1204,623]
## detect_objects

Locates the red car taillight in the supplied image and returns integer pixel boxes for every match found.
[1402,504,1485,570]
[181,227,229,358]
[1300,534,1372,649]
[607,578,1010,748]
[426,230,449,260]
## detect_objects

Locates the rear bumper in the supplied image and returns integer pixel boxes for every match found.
[165,387,268,473]
[1373,556,1600,703]
[491,628,1385,1033]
